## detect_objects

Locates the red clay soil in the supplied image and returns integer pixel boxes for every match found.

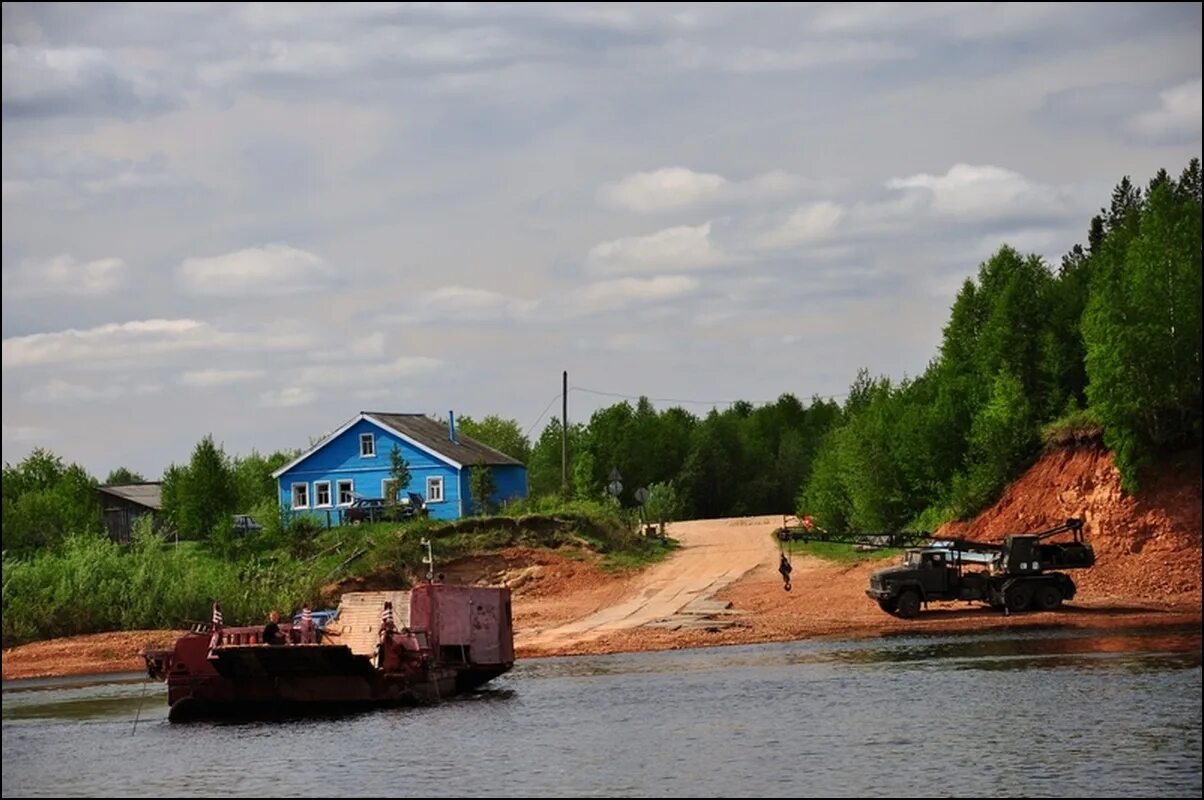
[3,444,1199,681]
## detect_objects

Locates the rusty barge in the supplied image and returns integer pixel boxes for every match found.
[143,583,514,722]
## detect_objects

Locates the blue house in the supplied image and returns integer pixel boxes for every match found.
[271,412,527,523]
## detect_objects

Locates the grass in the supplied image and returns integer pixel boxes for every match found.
[2,504,666,646]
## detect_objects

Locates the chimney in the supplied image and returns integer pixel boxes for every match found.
[449,410,457,443]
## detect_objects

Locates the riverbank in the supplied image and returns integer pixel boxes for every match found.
[4,543,1199,681]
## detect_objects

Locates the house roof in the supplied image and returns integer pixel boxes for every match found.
[98,483,163,510]
[271,412,523,478]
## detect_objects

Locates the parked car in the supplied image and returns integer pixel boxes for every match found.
[344,494,426,524]
[231,514,263,536]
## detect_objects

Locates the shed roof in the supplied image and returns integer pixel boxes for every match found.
[98,483,163,510]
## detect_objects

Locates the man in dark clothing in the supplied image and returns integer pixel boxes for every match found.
[779,553,793,592]
[263,610,285,645]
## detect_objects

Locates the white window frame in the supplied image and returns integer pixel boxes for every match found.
[382,478,399,503]
[291,482,309,509]
[337,480,355,507]
[314,480,332,508]
[360,433,375,457]
[427,475,444,504]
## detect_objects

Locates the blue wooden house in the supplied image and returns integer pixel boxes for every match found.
[271,412,527,523]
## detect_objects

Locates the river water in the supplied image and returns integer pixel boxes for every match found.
[3,626,1200,798]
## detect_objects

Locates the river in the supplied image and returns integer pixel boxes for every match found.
[3,625,1200,798]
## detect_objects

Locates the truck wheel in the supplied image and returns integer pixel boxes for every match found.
[1035,584,1062,611]
[895,590,921,619]
[1005,584,1033,612]
[877,597,899,614]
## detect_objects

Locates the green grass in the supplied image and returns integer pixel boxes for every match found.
[3,505,665,646]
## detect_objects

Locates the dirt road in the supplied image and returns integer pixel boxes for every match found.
[518,515,783,653]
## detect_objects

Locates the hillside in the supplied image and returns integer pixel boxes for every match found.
[937,444,1202,604]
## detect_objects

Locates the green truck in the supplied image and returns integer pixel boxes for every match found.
[780,518,1094,618]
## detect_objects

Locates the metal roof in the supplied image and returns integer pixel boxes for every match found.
[365,413,523,467]
[98,483,163,510]
[271,412,524,478]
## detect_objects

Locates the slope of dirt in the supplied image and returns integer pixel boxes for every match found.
[935,444,1201,604]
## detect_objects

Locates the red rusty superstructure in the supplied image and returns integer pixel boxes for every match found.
[143,583,514,722]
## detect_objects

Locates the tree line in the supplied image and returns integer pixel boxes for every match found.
[3,160,1199,552]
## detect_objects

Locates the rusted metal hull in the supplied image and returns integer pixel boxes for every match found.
[147,584,515,722]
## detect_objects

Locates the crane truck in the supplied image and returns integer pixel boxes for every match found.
[777,517,1094,618]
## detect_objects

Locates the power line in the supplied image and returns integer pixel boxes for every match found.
[523,392,563,439]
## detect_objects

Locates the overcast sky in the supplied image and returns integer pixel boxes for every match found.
[3,2,1201,480]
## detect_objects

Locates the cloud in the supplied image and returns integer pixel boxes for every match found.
[756,202,845,249]
[1,43,169,119]
[885,164,1069,222]
[1127,78,1202,145]
[293,356,444,388]
[25,379,162,404]
[587,222,727,275]
[2,319,308,370]
[568,275,699,316]
[726,40,911,72]
[177,244,333,296]
[179,369,266,388]
[3,254,126,297]
[2,423,56,443]
[599,167,802,212]
[418,286,539,322]
[600,167,727,212]
[258,386,316,408]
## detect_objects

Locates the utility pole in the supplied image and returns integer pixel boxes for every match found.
[562,370,568,496]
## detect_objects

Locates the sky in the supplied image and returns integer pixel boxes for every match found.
[2,2,1201,481]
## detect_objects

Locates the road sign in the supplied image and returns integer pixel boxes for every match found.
[635,487,649,504]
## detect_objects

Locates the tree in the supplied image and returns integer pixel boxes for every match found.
[169,435,236,540]
[103,467,145,485]
[643,481,680,536]
[468,460,497,515]
[387,444,412,504]
[455,415,531,463]
[1084,169,1202,489]
[1,449,101,551]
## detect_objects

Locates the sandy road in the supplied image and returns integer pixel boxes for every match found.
[518,515,784,651]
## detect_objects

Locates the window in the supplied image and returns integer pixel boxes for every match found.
[382,478,399,503]
[337,480,354,506]
[314,481,332,508]
[360,433,375,458]
[427,476,444,503]
[292,483,309,509]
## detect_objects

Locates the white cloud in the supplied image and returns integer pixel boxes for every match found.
[258,386,316,408]
[587,222,726,275]
[600,167,802,213]
[25,379,162,404]
[3,254,126,297]
[178,244,332,296]
[569,275,699,316]
[179,369,266,387]
[2,319,308,369]
[2,423,55,443]
[1127,78,1203,144]
[294,356,444,387]
[886,164,1068,222]
[600,167,726,212]
[418,286,539,322]
[757,202,845,249]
